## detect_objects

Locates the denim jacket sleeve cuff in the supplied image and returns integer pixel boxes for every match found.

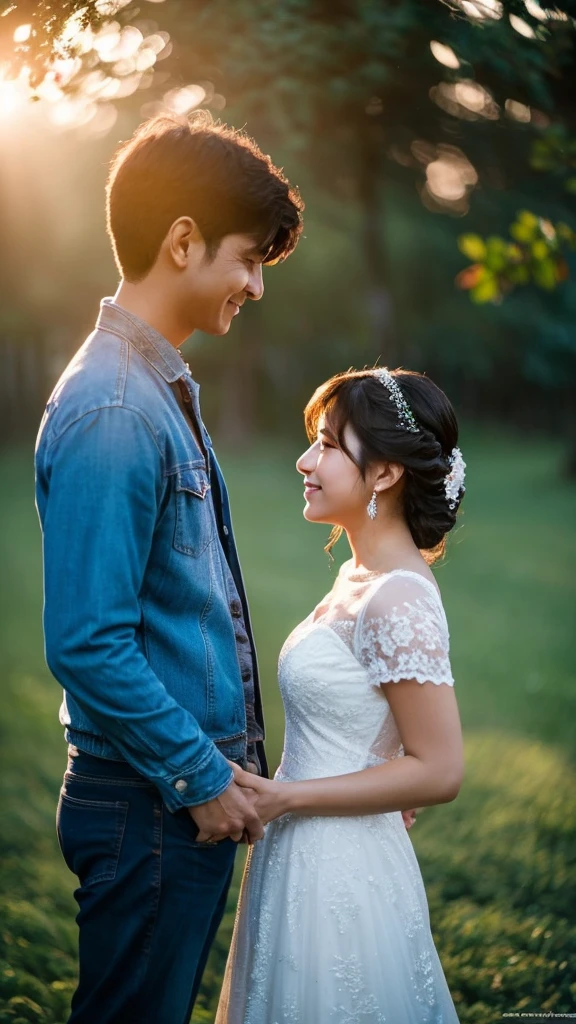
[157,744,235,813]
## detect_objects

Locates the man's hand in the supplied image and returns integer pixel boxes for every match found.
[188,772,264,844]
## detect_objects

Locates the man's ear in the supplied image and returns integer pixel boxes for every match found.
[374,461,405,495]
[166,217,204,269]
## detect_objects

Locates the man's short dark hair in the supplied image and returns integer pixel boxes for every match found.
[106,111,304,282]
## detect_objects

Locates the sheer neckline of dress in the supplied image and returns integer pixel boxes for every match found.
[304,564,444,630]
[339,560,440,595]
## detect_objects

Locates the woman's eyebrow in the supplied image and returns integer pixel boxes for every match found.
[318,426,338,443]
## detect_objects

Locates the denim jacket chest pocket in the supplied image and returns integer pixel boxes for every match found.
[172,465,215,557]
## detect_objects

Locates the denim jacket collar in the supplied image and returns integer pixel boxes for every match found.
[97,297,192,387]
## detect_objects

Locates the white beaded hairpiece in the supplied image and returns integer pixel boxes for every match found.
[374,368,420,433]
[444,447,466,510]
[373,368,466,511]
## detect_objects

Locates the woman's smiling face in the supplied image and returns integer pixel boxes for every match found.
[296,416,369,527]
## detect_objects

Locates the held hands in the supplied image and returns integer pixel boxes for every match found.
[230,762,289,826]
[189,759,420,842]
[188,772,264,845]
[229,762,421,832]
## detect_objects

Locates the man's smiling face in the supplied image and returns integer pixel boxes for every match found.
[179,232,265,336]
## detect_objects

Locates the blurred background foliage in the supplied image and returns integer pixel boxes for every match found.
[1,0,576,450]
[0,1,575,1022]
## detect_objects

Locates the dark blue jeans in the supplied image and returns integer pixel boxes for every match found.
[56,747,238,1024]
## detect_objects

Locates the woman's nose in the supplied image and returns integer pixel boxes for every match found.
[296,444,317,476]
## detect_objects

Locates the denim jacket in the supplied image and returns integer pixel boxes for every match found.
[35,298,267,812]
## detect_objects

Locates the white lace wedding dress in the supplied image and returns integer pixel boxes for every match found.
[215,563,461,1024]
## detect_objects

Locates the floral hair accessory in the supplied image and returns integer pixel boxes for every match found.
[444,447,466,509]
[374,368,420,433]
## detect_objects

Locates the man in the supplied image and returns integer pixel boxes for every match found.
[34,111,303,1024]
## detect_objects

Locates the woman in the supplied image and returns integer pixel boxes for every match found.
[216,367,465,1024]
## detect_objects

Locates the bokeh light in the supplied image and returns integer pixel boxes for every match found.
[13,24,31,43]
[417,143,478,214]
[505,98,532,122]
[430,79,499,121]
[524,0,548,20]
[459,0,503,20]
[163,84,207,114]
[430,41,461,69]
[0,3,180,134]
[510,14,537,37]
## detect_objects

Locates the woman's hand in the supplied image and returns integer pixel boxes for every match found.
[402,808,420,830]
[228,761,421,833]
[229,762,290,826]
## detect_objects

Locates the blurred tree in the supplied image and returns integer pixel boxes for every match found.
[1,0,576,450]
[4,1,576,354]
[161,0,576,360]
[165,0,576,440]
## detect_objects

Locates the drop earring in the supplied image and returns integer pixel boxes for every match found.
[367,491,378,520]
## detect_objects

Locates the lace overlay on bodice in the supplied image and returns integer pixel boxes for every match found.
[276,564,454,782]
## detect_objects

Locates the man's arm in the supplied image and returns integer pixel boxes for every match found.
[40,405,237,813]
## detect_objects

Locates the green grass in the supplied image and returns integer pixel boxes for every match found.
[1,431,575,1022]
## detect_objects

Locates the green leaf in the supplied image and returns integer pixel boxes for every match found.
[532,258,558,290]
[518,210,539,229]
[505,244,523,263]
[511,211,539,244]
[485,236,508,273]
[531,239,551,261]
[470,271,500,304]
[511,223,534,244]
[458,234,487,262]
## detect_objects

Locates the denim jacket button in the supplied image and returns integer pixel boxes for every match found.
[174,779,188,793]
[223,525,229,537]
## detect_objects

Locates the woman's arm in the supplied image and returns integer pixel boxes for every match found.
[233,679,463,822]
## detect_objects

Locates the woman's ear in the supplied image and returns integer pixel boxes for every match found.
[374,461,405,495]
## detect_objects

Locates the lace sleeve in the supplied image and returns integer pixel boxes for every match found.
[356,573,454,687]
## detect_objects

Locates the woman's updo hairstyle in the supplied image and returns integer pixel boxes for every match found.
[304,367,464,564]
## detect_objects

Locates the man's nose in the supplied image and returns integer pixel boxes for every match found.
[246,264,264,301]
